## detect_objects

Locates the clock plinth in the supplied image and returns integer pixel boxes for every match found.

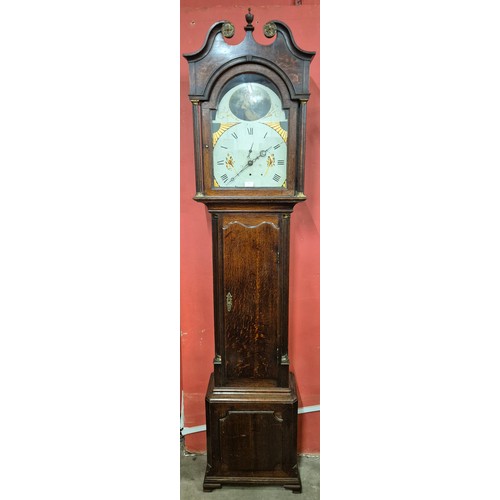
[203,373,302,493]
[183,10,315,493]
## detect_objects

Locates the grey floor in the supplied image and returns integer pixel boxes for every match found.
[180,437,320,499]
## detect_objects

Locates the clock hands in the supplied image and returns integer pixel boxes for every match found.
[227,145,276,184]
[247,142,254,158]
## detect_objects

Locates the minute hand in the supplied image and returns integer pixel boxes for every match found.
[253,146,273,161]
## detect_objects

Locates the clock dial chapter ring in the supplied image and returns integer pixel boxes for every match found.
[212,122,287,188]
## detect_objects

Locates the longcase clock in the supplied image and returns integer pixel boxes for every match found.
[183,9,315,493]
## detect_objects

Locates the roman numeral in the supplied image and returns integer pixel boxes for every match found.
[273,143,281,150]
[277,160,285,165]
[217,160,224,165]
[231,132,238,139]
[221,174,228,183]
[273,174,281,183]
[220,145,228,149]
[247,127,253,135]
[263,132,268,139]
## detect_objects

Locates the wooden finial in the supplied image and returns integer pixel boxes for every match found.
[244,7,254,31]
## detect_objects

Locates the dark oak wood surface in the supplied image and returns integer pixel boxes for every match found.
[222,214,280,381]
[203,373,301,493]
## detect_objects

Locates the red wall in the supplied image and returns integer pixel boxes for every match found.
[180,2,320,453]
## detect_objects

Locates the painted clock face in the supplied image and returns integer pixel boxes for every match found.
[213,121,286,188]
[212,79,288,189]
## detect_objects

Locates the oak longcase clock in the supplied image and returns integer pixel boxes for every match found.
[183,9,315,493]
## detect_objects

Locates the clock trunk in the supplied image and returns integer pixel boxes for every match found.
[211,210,291,390]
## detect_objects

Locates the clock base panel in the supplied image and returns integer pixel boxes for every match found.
[203,372,302,492]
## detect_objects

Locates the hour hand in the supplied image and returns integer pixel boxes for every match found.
[254,145,272,161]
[227,158,253,183]
[247,142,254,158]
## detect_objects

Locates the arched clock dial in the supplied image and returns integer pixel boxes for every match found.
[213,121,287,188]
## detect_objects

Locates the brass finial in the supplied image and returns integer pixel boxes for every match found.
[244,7,254,31]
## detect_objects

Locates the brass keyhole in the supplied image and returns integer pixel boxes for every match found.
[226,292,233,312]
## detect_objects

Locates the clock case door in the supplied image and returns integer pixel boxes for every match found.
[211,210,292,388]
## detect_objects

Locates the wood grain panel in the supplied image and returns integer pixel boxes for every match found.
[219,411,283,472]
[222,215,280,381]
